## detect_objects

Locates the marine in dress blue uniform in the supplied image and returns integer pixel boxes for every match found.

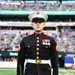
[16,11,58,75]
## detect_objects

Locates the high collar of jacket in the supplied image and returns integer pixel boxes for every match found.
[34,32,44,37]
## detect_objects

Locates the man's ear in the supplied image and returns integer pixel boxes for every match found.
[31,23,33,28]
[43,22,45,27]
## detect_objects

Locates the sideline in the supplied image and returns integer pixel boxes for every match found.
[0,69,16,70]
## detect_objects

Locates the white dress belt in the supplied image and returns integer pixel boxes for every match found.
[27,59,51,66]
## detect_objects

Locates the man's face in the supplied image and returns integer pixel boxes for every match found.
[31,20,45,33]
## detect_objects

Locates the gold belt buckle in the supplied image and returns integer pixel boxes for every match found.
[36,59,41,64]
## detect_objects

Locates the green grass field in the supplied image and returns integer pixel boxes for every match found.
[0,68,75,75]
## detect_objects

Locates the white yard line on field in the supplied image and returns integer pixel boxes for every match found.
[60,70,74,75]
[59,73,61,75]
[64,74,68,75]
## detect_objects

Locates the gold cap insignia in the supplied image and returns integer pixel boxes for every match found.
[37,12,40,15]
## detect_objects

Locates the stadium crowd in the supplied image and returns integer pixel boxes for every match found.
[55,27,75,53]
[0,27,75,53]
[0,1,75,11]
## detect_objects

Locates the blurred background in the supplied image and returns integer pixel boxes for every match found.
[0,0,75,70]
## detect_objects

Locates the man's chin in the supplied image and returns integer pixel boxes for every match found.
[35,30,42,32]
